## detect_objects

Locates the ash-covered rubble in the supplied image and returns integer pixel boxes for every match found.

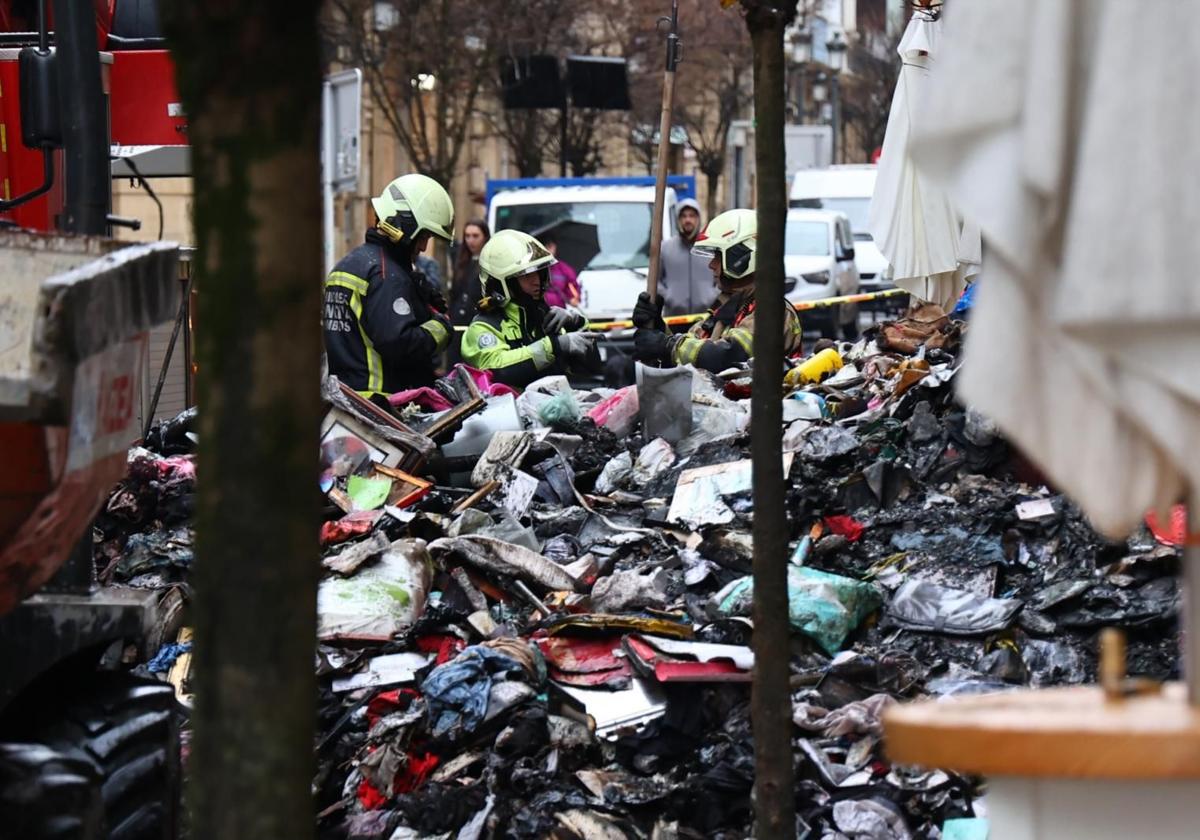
[100,308,1180,839]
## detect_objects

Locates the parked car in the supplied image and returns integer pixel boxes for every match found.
[790,165,895,310]
[784,208,860,339]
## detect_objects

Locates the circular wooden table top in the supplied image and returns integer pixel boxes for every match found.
[883,683,1200,779]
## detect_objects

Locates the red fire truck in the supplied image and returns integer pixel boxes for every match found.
[0,2,185,836]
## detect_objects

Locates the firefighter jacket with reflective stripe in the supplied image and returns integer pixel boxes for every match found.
[324,231,449,398]
[461,300,571,390]
[668,288,803,373]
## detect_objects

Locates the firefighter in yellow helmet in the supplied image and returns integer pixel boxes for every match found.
[323,174,455,407]
[631,208,802,372]
[461,230,599,389]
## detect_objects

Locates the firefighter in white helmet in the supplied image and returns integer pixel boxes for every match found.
[461,230,598,389]
[632,208,802,372]
[324,173,455,407]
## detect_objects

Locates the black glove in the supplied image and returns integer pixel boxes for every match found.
[633,328,671,363]
[415,272,448,314]
[543,306,586,335]
[553,330,599,362]
[632,292,666,331]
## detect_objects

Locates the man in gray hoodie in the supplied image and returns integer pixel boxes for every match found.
[658,198,715,317]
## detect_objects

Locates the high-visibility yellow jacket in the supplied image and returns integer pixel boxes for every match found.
[667,289,802,372]
[461,300,575,390]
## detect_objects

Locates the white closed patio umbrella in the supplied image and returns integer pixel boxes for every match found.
[909,0,1200,696]
[867,4,980,311]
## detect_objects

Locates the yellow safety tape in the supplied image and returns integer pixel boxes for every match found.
[449,287,910,334]
[585,287,910,332]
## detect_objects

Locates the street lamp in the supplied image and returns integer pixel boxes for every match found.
[788,27,812,124]
[790,27,812,64]
[373,1,399,31]
[810,76,828,103]
[825,30,848,163]
[826,30,848,72]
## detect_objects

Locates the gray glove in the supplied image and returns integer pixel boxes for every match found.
[543,306,586,334]
[554,330,598,362]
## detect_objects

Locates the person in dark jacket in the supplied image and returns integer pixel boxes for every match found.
[449,219,490,326]
[324,173,455,407]
[461,230,598,389]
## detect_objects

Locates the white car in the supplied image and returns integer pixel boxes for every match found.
[784,208,860,339]
[488,185,678,323]
[790,165,891,300]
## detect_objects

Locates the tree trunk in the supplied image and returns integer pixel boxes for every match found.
[747,9,797,840]
[162,4,323,839]
[704,168,721,220]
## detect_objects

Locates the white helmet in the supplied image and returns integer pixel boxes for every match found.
[371,173,455,244]
[478,229,557,302]
[691,208,757,281]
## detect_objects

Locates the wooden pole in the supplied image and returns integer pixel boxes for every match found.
[162,2,323,838]
[745,1,799,837]
[645,0,681,303]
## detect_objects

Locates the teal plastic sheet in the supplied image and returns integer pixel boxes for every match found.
[713,566,882,654]
[942,818,989,840]
[537,389,582,427]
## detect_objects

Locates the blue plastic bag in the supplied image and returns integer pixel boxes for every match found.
[951,281,978,317]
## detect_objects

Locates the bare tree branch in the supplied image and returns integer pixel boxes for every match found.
[840,25,903,163]
[322,0,500,185]
[626,0,754,216]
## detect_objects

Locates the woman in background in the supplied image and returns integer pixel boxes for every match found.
[450,219,490,327]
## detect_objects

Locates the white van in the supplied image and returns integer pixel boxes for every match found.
[488,185,678,323]
[789,165,891,297]
[785,209,860,339]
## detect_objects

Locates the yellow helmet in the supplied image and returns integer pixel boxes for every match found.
[371,173,454,244]
[478,230,557,302]
[691,208,757,281]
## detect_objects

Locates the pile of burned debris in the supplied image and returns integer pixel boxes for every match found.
[101,308,1181,839]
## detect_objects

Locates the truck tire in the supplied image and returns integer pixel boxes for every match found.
[0,742,105,839]
[26,675,180,840]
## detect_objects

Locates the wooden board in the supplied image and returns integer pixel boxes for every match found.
[883,682,1200,779]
